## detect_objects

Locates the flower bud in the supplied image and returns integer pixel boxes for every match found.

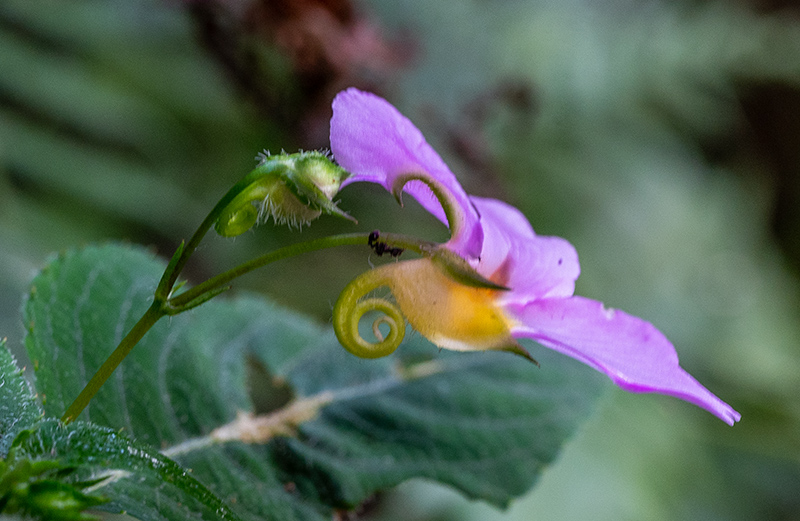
[215,151,354,237]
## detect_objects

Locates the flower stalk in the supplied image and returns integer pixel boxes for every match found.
[61,303,163,423]
[61,152,361,424]
[62,87,741,428]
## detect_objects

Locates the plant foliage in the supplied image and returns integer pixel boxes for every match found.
[8,244,606,519]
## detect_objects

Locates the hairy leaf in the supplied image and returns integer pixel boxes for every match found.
[24,244,605,519]
[13,419,241,521]
[0,340,42,456]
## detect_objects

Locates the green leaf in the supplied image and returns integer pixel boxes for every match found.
[1,344,110,520]
[0,340,42,456]
[12,419,240,521]
[24,243,605,519]
[0,440,108,521]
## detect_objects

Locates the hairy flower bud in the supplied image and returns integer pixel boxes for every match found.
[214,151,353,237]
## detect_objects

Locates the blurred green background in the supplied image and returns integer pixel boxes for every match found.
[1,0,799,519]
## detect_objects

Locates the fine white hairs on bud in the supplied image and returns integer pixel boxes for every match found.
[214,150,353,237]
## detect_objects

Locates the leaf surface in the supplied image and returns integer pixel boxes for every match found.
[0,340,42,456]
[24,244,605,519]
[14,419,244,521]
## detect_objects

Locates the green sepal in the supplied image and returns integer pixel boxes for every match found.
[214,151,354,236]
[282,152,356,223]
[491,341,540,366]
[430,248,510,290]
[390,172,463,238]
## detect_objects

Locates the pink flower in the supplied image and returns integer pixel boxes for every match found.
[331,88,740,425]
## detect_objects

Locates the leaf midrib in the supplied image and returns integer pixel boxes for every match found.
[158,355,499,459]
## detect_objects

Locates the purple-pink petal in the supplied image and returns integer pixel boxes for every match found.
[471,197,580,302]
[507,296,741,425]
[329,87,739,425]
[330,88,482,257]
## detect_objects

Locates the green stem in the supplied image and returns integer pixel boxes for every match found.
[64,176,253,423]
[62,229,435,423]
[61,302,165,423]
[168,232,431,311]
[155,162,289,300]
[155,180,249,300]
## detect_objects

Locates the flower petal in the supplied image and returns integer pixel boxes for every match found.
[331,88,482,257]
[507,296,741,425]
[471,197,580,302]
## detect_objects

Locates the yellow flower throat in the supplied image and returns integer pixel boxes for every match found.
[386,258,517,352]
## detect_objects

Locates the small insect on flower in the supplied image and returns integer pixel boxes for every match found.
[367,230,404,257]
[368,230,380,248]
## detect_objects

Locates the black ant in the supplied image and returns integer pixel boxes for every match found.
[368,230,404,258]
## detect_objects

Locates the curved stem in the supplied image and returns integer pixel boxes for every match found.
[61,302,165,423]
[155,176,255,300]
[63,228,436,422]
[167,232,431,311]
[63,175,258,423]
[155,162,290,300]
